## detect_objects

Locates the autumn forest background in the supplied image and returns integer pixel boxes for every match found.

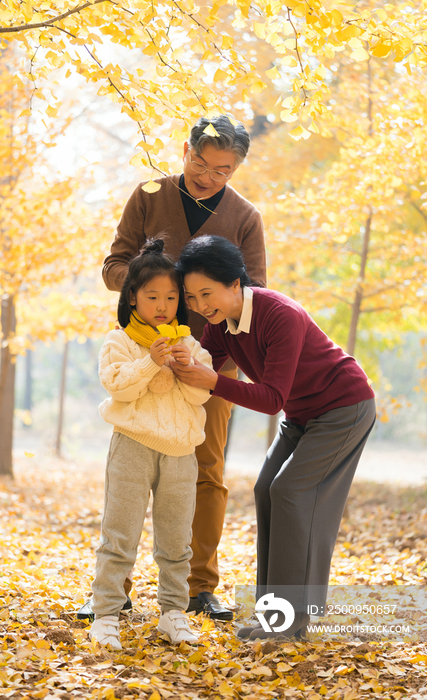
[1,1,427,698]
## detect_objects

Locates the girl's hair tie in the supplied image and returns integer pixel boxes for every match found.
[141,239,165,255]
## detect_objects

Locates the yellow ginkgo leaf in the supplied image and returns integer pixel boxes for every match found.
[201,618,216,632]
[266,66,281,80]
[157,324,190,345]
[130,152,148,168]
[176,325,191,338]
[214,68,228,82]
[250,80,266,94]
[148,691,161,700]
[218,681,234,695]
[25,452,35,458]
[203,670,215,684]
[280,109,299,123]
[141,180,161,193]
[157,324,177,339]
[221,35,233,50]
[371,42,392,58]
[203,122,220,137]
[350,47,370,62]
[135,140,153,151]
[289,125,311,141]
[170,324,191,344]
[46,104,58,117]
[253,21,266,39]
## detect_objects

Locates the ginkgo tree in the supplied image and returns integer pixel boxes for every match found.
[2,0,427,473]
[0,47,118,477]
[233,52,427,407]
[1,0,426,179]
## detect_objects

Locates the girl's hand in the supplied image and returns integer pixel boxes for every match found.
[150,337,170,367]
[170,343,192,366]
[171,357,218,391]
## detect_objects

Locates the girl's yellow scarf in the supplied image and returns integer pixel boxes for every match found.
[124,310,190,348]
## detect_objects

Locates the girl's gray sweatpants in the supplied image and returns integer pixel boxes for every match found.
[91,432,198,618]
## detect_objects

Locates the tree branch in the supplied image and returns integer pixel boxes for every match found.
[171,0,248,71]
[409,200,427,223]
[362,281,404,299]
[55,26,160,173]
[287,8,308,105]
[330,293,352,306]
[0,0,109,33]
[361,305,392,313]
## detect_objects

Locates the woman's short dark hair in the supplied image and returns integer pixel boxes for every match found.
[177,235,251,288]
[117,238,188,328]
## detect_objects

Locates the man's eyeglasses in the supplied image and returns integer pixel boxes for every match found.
[188,153,232,183]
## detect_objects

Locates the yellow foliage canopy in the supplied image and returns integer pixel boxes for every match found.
[0,0,426,171]
[233,53,427,380]
[0,48,118,350]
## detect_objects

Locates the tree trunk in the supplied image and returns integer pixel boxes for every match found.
[267,414,279,450]
[346,59,374,357]
[223,369,244,470]
[344,211,372,517]
[55,340,69,458]
[223,404,235,468]
[346,211,373,356]
[0,294,16,477]
[343,58,374,520]
[23,349,32,427]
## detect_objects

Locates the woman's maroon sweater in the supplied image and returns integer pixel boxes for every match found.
[201,287,375,426]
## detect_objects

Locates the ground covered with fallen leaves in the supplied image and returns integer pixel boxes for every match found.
[1,455,427,699]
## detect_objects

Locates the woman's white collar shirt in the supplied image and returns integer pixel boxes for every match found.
[226,286,253,335]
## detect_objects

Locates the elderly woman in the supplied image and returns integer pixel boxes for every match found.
[172,235,376,640]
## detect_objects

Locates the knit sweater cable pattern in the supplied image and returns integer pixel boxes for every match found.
[99,330,212,457]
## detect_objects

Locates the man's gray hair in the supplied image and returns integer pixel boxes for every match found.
[188,115,250,166]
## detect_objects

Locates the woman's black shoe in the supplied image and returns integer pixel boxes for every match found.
[248,612,310,640]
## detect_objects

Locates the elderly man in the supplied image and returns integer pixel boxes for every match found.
[79,115,266,621]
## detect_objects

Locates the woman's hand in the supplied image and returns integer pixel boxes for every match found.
[171,357,218,391]
[170,343,192,366]
[150,337,170,367]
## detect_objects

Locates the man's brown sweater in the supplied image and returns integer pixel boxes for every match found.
[103,174,267,341]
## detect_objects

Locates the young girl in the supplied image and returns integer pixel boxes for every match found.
[89,239,212,649]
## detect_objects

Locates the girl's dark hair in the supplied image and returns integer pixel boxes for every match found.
[117,238,188,328]
[176,235,251,287]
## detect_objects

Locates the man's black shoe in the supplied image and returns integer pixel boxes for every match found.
[76,596,132,621]
[186,592,233,621]
[186,596,202,614]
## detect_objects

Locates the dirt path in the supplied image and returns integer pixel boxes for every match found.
[226,426,427,485]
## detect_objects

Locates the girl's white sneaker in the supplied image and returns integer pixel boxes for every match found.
[89,615,122,650]
[158,610,199,644]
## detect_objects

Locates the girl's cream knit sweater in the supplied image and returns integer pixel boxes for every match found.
[98,329,212,457]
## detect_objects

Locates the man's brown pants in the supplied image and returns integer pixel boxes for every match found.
[189,368,237,597]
